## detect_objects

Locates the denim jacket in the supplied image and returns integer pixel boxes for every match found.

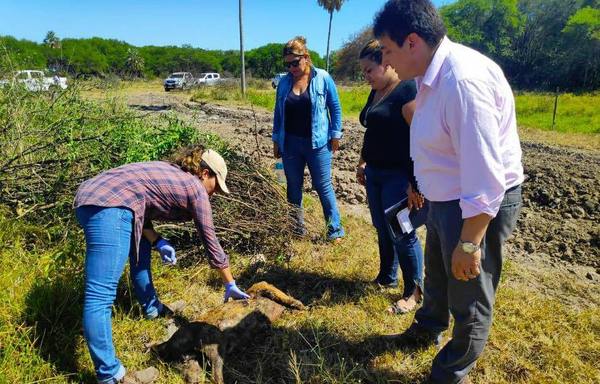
[272,67,343,153]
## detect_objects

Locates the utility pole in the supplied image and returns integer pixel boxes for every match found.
[239,0,246,97]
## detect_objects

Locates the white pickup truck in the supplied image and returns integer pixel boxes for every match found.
[0,70,68,91]
[163,72,195,91]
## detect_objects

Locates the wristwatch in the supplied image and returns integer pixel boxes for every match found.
[459,240,480,254]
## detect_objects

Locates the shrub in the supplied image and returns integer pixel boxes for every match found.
[0,83,293,260]
[0,84,199,225]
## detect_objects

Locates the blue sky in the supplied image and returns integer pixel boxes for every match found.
[0,0,453,56]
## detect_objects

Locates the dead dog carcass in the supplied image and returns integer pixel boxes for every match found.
[152,281,305,383]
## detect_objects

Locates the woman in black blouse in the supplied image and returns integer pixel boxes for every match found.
[356,40,426,314]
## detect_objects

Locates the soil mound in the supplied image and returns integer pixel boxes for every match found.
[131,99,600,269]
[514,142,599,268]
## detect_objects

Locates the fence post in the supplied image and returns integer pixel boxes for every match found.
[552,87,559,130]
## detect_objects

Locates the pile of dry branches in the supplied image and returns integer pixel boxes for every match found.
[158,151,295,262]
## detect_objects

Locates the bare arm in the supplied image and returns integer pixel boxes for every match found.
[356,155,366,186]
[461,213,492,245]
[451,213,493,281]
[142,228,160,245]
[401,100,416,125]
[217,267,234,284]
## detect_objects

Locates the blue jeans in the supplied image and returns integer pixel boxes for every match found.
[415,185,522,383]
[282,135,344,240]
[365,166,425,297]
[75,206,163,383]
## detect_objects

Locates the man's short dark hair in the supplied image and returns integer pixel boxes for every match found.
[373,0,446,48]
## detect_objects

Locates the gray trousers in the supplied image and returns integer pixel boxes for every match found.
[415,185,522,383]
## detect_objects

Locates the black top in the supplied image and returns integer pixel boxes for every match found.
[360,80,417,173]
[284,87,312,138]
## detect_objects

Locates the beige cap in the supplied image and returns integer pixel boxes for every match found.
[201,149,230,194]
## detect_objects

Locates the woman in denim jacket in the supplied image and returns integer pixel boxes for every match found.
[272,36,344,241]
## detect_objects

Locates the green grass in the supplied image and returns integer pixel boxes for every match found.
[1,204,599,383]
[190,83,372,119]
[190,82,276,111]
[191,84,600,136]
[3,79,599,383]
[515,92,600,134]
[338,85,371,118]
[189,83,599,150]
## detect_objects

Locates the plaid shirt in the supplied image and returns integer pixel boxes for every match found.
[74,161,229,269]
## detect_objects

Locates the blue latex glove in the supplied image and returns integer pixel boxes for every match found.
[155,238,177,265]
[224,281,250,302]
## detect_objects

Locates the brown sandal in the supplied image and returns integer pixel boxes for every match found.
[386,288,422,315]
[387,298,418,315]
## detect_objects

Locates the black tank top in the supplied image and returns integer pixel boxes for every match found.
[285,87,312,138]
[360,80,417,171]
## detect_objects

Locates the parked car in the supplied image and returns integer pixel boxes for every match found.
[0,70,67,91]
[196,72,221,86]
[271,72,287,89]
[164,72,194,91]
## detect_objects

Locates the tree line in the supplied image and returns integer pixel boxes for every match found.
[1,0,598,91]
[332,0,600,91]
[0,34,324,80]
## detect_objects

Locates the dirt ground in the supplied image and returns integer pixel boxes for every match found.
[126,91,600,289]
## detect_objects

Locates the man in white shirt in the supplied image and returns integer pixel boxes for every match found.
[373,1,524,383]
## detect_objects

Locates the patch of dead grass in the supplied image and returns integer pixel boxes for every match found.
[2,201,599,383]
[519,126,600,152]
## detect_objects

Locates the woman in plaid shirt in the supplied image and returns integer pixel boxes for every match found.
[74,145,249,384]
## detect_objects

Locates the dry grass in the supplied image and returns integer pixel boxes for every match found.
[2,198,599,383]
[518,126,600,152]
[80,78,166,99]
[6,81,594,382]
[98,81,599,152]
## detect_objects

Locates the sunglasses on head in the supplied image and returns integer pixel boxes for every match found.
[284,58,302,69]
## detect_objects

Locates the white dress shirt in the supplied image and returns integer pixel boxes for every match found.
[411,37,524,218]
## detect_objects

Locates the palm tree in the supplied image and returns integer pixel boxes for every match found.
[43,31,64,73]
[317,0,346,72]
[43,31,61,49]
